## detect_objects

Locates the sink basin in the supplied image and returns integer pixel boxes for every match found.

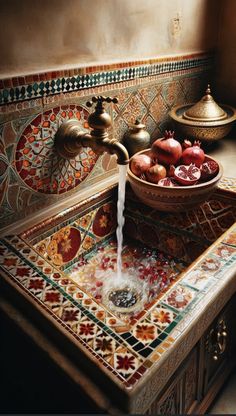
[1,179,236,413]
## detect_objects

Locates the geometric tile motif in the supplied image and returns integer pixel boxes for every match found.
[0,63,213,229]
[113,349,141,379]
[0,238,144,383]
[218,177,236,193]
[93,333,117,359]
[67,237,185,321]
[125,193,236,253]
[33,201,117,269]
[147,306,177,331]
[1,210,236,389]
[132,323,159,345]
[15,105,99,194]
[0,54,214,105]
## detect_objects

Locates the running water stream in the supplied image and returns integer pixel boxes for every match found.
[116,165,127,280]
[102,164,148,314]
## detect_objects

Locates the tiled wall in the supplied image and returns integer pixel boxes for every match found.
[0,53,213,229]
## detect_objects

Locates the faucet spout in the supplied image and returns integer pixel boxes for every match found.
[54,96,130,165]
[101,138,129,165]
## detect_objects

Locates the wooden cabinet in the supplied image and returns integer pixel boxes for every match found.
[146,376,181,415]
[198,294,236,413]
[146,294,236,415]
[1,287,235,415]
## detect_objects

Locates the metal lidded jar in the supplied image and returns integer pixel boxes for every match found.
[123,119,150,156]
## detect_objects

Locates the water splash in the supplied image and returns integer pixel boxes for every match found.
[116,164,127,280]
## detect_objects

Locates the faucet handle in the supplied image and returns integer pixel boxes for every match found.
[86,95,118,108]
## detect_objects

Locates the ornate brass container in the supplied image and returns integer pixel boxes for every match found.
[123,119,150,156]
[169,85,236,142]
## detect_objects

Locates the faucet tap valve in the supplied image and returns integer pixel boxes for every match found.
[54,96,129,165]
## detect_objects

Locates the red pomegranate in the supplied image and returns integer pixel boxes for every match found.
[181,140,205,167]
[130,154,153,177]
[151,130,182,166]
[174,164,201,186]
[200,160,219,180]
[158,177,178,187]
[146,163,166,184]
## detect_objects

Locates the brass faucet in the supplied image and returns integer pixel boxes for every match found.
[55,96,129,165]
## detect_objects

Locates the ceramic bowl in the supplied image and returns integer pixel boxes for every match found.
[169,104,236,142]
[127,150,223,212]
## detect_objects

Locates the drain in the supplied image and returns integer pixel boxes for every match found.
[108,288,138,308]
[102,273,148,315]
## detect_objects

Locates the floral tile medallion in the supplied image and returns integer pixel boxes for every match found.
[147,306,177,330]
[182,268,216,292]
[162,285,196,311]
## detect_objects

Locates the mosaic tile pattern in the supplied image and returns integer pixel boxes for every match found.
[0,54,213,105]
[34,201,117,267]
[1,219,236,387]
[218,176,236,193]
[0,187,236,411]
[15,105,98,194]
[0,53,212,228]
[125,187,236,263]
[66,238,186,325]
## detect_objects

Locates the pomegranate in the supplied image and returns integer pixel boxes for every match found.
[151,130,182,166]
[174,164,201,186]
[181,140,205,167]
[167,164,176,177]
[200,160,219,180]
[130,154,152,177]
[146,163,166,184]
[158,177,178,187]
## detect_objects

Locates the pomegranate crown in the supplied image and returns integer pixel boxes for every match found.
[182,139,202,149]
[193,140,202,147]
[164,130,175,139]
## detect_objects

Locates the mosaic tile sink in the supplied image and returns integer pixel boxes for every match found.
[0,178,236,414]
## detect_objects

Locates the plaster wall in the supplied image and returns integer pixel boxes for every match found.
[0,0,220,77]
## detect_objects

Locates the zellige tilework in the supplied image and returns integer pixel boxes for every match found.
[0,52,213,228]
[0,184,236,412]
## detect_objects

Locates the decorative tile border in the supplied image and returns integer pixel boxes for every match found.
[0,53,213,105]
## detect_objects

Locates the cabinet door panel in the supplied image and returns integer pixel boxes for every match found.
[203,295,236,395]
[146,377,181,415]
[182,347,199,414]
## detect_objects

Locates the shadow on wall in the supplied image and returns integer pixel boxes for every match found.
[214,0,236,106]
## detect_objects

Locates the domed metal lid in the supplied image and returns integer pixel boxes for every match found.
[183,85,228,122]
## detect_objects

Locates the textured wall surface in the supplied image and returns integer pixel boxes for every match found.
[0,0,220,77]
[0,0,219,229]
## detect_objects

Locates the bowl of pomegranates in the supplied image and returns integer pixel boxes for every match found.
[127,131,223,212]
